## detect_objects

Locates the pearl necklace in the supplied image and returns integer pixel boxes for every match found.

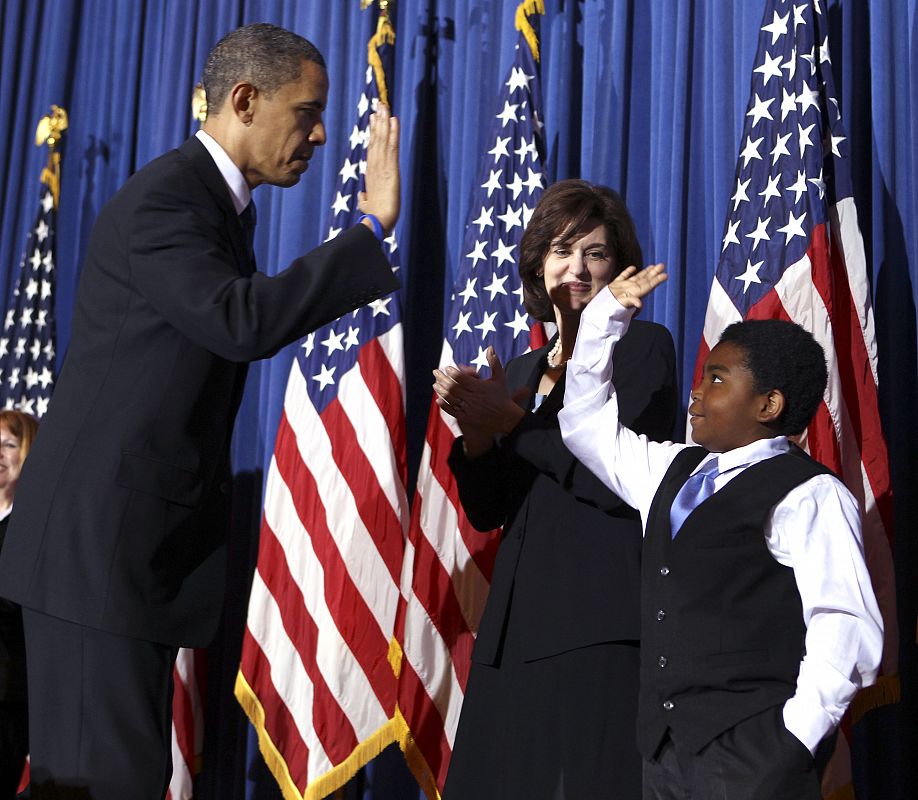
[546,339,567,369]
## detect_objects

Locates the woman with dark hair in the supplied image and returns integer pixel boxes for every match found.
[0,410,38,798]
[436,180,678,799]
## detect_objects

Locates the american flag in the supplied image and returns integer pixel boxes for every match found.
[167,647,206,800]
[0,175,57,417]
[691,1,897,795]
[394,2,547,794]
[8,136,57,796]
[235,14,407,800]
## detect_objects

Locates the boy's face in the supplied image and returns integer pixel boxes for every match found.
[688,341,773,452]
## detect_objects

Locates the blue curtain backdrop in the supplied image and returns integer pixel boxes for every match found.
[1,1,915,798]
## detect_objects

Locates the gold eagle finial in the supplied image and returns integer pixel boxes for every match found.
[192,82,208,123]
[35,105,68,149]
[361,0,390,14]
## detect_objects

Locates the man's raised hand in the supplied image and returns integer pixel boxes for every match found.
[358,103,400,234]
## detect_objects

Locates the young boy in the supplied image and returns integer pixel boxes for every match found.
[558,264,883,799]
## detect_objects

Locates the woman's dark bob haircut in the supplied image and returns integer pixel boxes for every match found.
[518,179,642,322]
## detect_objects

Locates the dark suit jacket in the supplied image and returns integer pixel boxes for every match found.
[0,136,399,647]
[0,516,26,704]
[448,321,677,665]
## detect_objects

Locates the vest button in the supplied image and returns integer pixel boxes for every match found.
[658,656,668,668]
[656,609,666,621]
[663,700,674,711]
[660,566,670,576]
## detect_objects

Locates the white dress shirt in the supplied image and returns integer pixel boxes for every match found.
[194,129,251,214]
[558,287,883,754]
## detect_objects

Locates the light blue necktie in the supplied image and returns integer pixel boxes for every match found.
[669,457,720,538]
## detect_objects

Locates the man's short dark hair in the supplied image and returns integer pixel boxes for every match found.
[519,179,643,323]
[202,23,326,113]
[719,319,828,436]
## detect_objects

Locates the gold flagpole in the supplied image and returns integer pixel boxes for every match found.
[34,105,68,209]
[367,1,395,107]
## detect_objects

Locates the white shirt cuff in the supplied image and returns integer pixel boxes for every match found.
[580,285,631,333]
[569,289,632,376]
[783,658,858,754]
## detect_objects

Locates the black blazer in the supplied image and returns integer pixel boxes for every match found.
[448,321,677,665]
[0,136,399,647]
[0,516,25,704]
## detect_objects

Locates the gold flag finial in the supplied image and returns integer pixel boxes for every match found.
[365,1,396,107]
[35,105,67,208]
[515,0,545,63]
[35,105,68,149]
[361,0,390,15]
[192,82,208,123]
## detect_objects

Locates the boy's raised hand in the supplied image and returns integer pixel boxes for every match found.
[608,263,667,310]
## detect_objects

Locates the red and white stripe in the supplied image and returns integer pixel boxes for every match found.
[396,328,545,797]
[236,326,407,800]
[692,200,897,796]
[167,647,205,800]
[392,3,548,789]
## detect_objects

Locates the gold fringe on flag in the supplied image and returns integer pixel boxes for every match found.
[234,670,303,800]
[368,7,396,107]
[846,673,900,725]
[388,634,403,678]
[235,669,400,800]
[515,0,545,63]
[821,675,900,800]
[300,719,399,800]
[35,105,67,208]
[824,785,856,800]
[393,707,442,800]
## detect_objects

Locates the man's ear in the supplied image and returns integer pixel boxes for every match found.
[758,389,785,424]
[229,82,257,125]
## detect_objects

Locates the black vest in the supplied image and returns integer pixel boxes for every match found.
[637,445,831,757]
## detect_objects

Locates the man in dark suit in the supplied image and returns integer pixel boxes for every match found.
[0,23,400,799]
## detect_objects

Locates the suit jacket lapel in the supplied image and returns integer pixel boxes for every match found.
[178,137,254,276]
[508,343,548,412]
[507,335,566,416]
[537,371,566,417]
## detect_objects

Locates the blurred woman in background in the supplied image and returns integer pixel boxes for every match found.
[0,410,38,798]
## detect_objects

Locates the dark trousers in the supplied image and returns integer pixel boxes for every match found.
[643,706,835,800]
[0,701,28,799]
[22,609,178,800]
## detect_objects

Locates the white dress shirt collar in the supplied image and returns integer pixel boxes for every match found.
[693,435,790,476]
[194,129,251,215]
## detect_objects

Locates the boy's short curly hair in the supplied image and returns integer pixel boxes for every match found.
[718,319,827,436]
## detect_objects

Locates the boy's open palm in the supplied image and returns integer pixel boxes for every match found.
[608,263,667,310]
